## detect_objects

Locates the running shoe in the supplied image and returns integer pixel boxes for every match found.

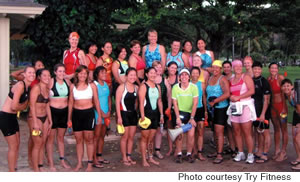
[246,153,255,164]
[233,152,246,162]
[175,155,183,163]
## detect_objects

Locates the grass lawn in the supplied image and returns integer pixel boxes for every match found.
[262,66,300,123]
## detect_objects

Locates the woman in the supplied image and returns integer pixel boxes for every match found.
[190,67,207,161]
[152,61,172,159]
[0,66,35,172]
[206,60,230,164]
[116,68,139,165]
[46,64,71,170]
[228,59,256,164]
[243,56,254,78]
[68,65,101,172]
[29,69,53,172]
[138,67,164,167]
[112,45,129,97]
[267,62,288,161]
[166,40,185,71]
[192,55,210,83]
[195,39,215,73]
[11,60,44,81]
[182,40,193,69]
[93,66,111,168]
[281,79,300,170]
[63,32,86,80]
[128,40,146,85]
[223,61,234,80]
[96,41,113,89]
[142,29,166,70]
[85,42,98,81]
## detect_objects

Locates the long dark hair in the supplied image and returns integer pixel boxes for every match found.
[93,66,106,81]
[144,67,156,81]
[73,65,89,87]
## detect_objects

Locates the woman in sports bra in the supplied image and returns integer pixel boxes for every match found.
[138,67,164,167]
[93,66,111,168]
[128,40,146,85]
[182,40,193,69]
[267,62,288,162]
[96,41,113,89]
[63,32,87,80]
[152,61,172,160]
[142,29,166,70]
[85,42,98,82]
[112,44,129,97]
[68,65,101,172]
[46,64,71,171]
[192,54,209,83]
[116,68,139,166]
[29,69,52,172]
[0,66,35,172]
[166,40,185,71]
[195,39,215,73]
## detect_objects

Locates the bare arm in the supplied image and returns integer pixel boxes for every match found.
[96,57,103,67]
[182,53,190,68]
[210,51,215,62]
[115,84,124,125]
[213,77,230,104]
[91,83,102,124]
[128,56,141,85]
[78,50,87,66]
[11,82,28,111]
[157,85,164,124]
[279,75,288,113]
[10,69,25,81]
[30,85,40,130]
[138,84,146,120]
[202,82,208,116]
[67,84,74,124]
[142,46,147,63]
[165,78,172,109]
[112,61,123,84]
[190,96,199,127]
[259,94,270,121]
[230,75,254,102]
[172,99,181,126]
[160,45,166,71]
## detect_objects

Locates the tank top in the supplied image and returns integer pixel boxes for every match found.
[230,74,250,101]
[120,84,137,112]
[8,81,29,103]
[63,48,80,75]
[145,44,161,68]
[144,82,159,111]
[50,78,69,98]
[198,70,205,83]
[196,50,213,69]
[195,81,203,108]
[132,54,146,71]
[73,84,93,100]
[159,76,168,109]
[99,56,113,87]
[206,75,228,108]
[94,81,109,114]
[116,60,129,76]
[86,54,96,71]
[169,76,178,88]
[166,52,184,71]
[268,76,281,94]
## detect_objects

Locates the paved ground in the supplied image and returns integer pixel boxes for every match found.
[0,114,298,172]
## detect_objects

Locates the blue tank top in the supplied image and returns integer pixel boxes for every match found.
[206,75,228,108]
[94,81,110,123]
[196,51,212,69]
[166,52,184,71]
[145,44,161,68]
[195,81,203,108]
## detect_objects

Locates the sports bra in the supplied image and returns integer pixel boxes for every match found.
[145,44,161,68]
[73,84,93,100]
[120,84,137,112]
[268,76,281,94]
[63,48,80,75]
[50,78,69,98]
[166,52,185,71]
[8,81,29,103]
[86,54,96,71]
[132,54,146,71]
[37,86,49,103]
[116,60,129,76]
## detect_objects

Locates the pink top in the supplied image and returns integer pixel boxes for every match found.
[133,54,146,71]
[230,74,250,101]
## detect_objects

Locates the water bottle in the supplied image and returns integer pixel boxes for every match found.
[67,127,72,135]
[160,123,164,134]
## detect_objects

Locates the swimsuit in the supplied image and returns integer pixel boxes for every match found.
[166,52,185,71]
[120,84,138,127]
[94,81,110,125]
[268,76,284,115]
[145,44,161,68]
[143,82,160,130]
[63,48,80,75]
[86,54,97,71]
[99,56,113,87]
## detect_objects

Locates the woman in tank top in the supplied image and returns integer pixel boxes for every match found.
[63,32,86,80]
[195,39,215,73]
[0,66,35,172]
[138,67,164,167]
[142,29,166,70]
[243,56,254,78]
[96,41,113,89]
[192,55,209,83]
[47,64,71,171]
[85,42,98,82]
[129,40,146,85]
[116,68,139,166]
[166,40,185,71]
[68,65,101,172]
[182,40,193,69]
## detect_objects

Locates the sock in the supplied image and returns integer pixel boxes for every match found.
[186,152,191,156]
[177,152,182,156]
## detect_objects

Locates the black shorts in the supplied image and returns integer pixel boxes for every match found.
[121,111,138,127]
[72,108,95,132]
[143,110,159,130]
[0,111,19,137]
[253,120,270,129]
[51,107,68,129]
[293,111,300,126]
[179,111,191,124]
[195,107,205,122]
[112,81,120,98]
[213,107,228,126]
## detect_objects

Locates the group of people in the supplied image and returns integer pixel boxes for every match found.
[0,29,300,172]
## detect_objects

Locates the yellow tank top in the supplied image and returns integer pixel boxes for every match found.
[198,70,205,83]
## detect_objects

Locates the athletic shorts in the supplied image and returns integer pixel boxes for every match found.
[230,106,252,124]
[51,106,68,129]
[253,120,270,129]
[143,110,159,130]
[179,111,191,124]
[72,108,95,132]
[0,111,19,137]
[112,81,119,98]
[195,107,205,122]
[121,110,138,127]
[293,111,300,126]
[213,107,228,126]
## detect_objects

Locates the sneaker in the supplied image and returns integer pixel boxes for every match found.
[175,155,183,163]
[185,155,195,163]
[246,153,255,164]
[233,152,246,162]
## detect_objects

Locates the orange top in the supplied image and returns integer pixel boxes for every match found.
[99,56,113,87]
[86,54,96,71]
[63,48,80,75]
